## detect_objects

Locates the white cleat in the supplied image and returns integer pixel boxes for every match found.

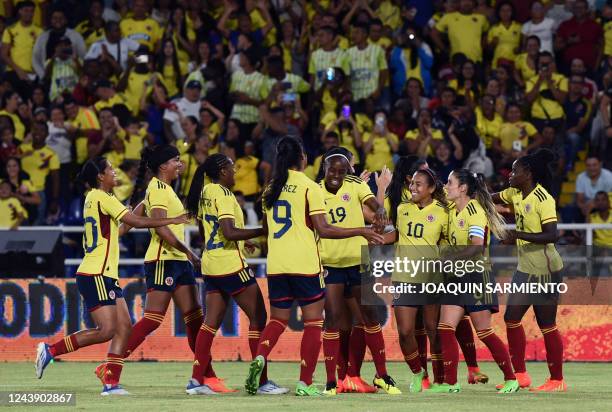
[35,342,53,379]
[101,384,130,396]
[257,380,290,395]
[185,379,218,395]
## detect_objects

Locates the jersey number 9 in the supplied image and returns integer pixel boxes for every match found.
[272,200,292,238]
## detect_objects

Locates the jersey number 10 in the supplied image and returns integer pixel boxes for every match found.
[406,221,424,238]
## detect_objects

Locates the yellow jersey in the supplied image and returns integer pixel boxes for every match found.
[264,170,326,275]
[177,152,203,198]
[319,175,375,268]
[112,167,133,203]
[498,121,537,152]
[198,183,247,276]
[605,20,612,56]
[500,185,563,274]
[18,144,60,191]
[363,132,399,172]
[118,127,147,160]
[526,73,568,120]
[143,177,188,262]
[448,199,489,246]
[0,110,25,141]
[591,209,612,247]
[515,53,537,82]
[487,22,522,67]
[120,17,162,51]
[77,189,129,279]
[404,128,444,157]
[105,150,125,170]
[0,197,28,228]
[435,12,489,62]
[162,61,188,97]
[68,107,101,165]
[94,93,132,114]
[1,21,43,73]
[475,107,503,149]
[234,155,260,197]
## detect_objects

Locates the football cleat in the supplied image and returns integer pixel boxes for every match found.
[410,370,426,393]
[428,383,461,393]
[468,367,489,384]
[204,377,238,393]
[95,363,107,384]
[323,381,337,396]
[257,380,289,395]
[245,355,265,395]
[373,375,402,395]
[529,379,567,392]
[421,376,431,390]
[343,376,377,393]
[101,384,130,396]
[295,381,322,396]
[497,379,520,393]
[496,372,531,389]
[35,343,53,379]
[185,378,217,395]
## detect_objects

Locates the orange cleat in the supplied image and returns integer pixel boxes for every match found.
[343,376,377,393]
[467,366,489,384]
[94,363,107,384]
[496,372,532,390]
[422,376,431,390]
[336,379,345,393]
[203,377,238,393]
[529,378,567,392]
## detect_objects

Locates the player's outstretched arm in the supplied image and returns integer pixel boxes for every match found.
[310,214,385,244]
[219,218,265,241]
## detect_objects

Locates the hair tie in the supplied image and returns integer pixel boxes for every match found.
[325,153,351,164]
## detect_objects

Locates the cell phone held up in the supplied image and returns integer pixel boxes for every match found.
[341,104,351,119]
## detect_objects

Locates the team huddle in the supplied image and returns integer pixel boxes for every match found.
[33,136,566,396]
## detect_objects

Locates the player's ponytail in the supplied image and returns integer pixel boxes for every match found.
[516,148,556,193]
[453,169,507,239]
[78,157,108,189]
[264,137,304,209]
[129,146,154,207]
[185,153,231,217]
[387,156,424,225]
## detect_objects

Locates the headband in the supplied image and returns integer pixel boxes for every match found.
[324,153,351,163]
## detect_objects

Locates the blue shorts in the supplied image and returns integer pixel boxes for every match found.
[439,270,498,312]
[204,268,256,296]
[324,265,362,287]
[268,274,325,309]
[144,260,196,292]
[76,274,123,312]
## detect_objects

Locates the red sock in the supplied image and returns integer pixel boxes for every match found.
[249,326,267,384]
[337,329,350,380]
[124,310,164,358]
[505,321,527,373]
[541,324,564,380]
[323,329,340,383]
[476,328,515,381]
[49,334,79,357]
[431,352,444,383]
[104,353,124,386]
[347,325,366,376]
[415,328,428,376]
[403,350,423,374]
[364,323,387,377]
[456,317,478,368]
[204,361,217,378]
[257,318,287,359]
[438,323,459,385]
[183,308,204,352]
[300,319,323,385]
[193,324,216,381]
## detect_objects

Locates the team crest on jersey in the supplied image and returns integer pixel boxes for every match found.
[458,219,465,228]
[393,291,401,300]
[165,277,174,286]
[108,290,116,300]
[427,214,435,222]
[525,204,531,213]
[342,193,351,202]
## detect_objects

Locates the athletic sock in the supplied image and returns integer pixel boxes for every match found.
[183,307,204,352]
[248,326,267,384]
[505,321,527,373]
[104,353,124,386]
[337,329,350,380]
[49,334,80,357]
[438,323,459,385]
[364,323,387,377]
[323,329,340,383]
[476,328,515,381]
[193,324,217,381]
[256,318,287,359]
[541,324,564,380]
[403,350,423,374]
[347,324,366,376]
[431,352,444,383]
[124,310,164,358]
[299,319,323,385]
[415,328,428,376]
[456,316,478,368]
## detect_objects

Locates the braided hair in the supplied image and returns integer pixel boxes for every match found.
[185,153,231,216]
[316,146,354,183]
[130,145,180,207]
[515,148,556,193]
[387,156,424,225]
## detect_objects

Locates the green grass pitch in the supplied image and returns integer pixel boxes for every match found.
[2,361,611,411]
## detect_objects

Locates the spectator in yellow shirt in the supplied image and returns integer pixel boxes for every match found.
[119,0,162,53]
[363,111,399,172]
[0,1,42,98]
[475,94,503,149]
[589,191,612,248]
[178,134,208,198]
[525,51,568,131]
[486,2,522,68]
[19,122,59,224]
[513,35,540,89]
[0,180,28,229]
[0,91,25,141]
[233,141,260,200]
[432,0,489,63]
[156,38,188,98]
[493,103,541,168]
[64,96,101,165]
[200,101,225,155]
[404,109,444,157]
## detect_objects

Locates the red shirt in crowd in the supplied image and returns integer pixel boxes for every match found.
[557,17,603,71]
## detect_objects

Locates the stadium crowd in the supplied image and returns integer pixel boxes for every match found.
[0,0,610,248]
